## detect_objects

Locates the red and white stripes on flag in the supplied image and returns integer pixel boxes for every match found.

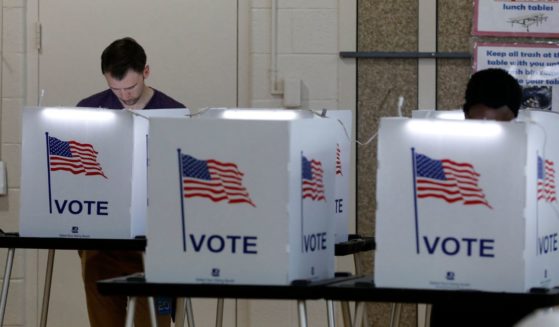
[336,143,343,176]
[414,152,491,209]
[538,156,556,203]
[302,155,325,201]
[48,136,107,178]
[181,153,255,206]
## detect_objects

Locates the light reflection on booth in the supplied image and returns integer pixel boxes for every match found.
[41,107,117,123]
[405,119,504,138]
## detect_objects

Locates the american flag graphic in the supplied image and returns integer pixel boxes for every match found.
[48,136,107,178]
[336,144,343,176]
[414,152,491,208]
[538,156,556,203]
[302,155,325,201]
[181,153,255,206]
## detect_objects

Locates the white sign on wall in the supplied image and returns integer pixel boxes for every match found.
[474,0,559,37]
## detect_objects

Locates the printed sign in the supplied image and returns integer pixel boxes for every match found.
[374,117,559,292]
[20,107,136,238]
[474,0,559,37]
[474,42,559,112]
[145,114,338,285]
[20,107,190,239]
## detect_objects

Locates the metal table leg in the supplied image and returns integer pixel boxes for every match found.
[185,298,195,327]
[424,304,432,327]
[390,303,402,327]
[125,297,137,327]
[327,300,336,327]
[40,249,55,327]
[352,302,365,327]
[176,297,195,327]
[0,248,15,326]
[297,300,308,327]
[341,301,352,327]
[175,298,186,327]
[148,297,157,327]
[215,298,224,327]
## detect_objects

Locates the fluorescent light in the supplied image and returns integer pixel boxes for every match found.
[42,107,117,122]
[406,120,503,138]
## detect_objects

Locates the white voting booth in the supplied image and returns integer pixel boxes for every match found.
[144,108,346,285]
[19,107,189,239]
[323,110,352,243]
[19,106,350,285]
[375,110,559,292]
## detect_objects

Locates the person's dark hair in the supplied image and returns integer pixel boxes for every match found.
[101,37,146,80]
[463,68,522,118]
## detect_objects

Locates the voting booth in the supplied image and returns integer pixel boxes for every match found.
[19,107,189,239]
[144,109,340,285]
[374,114,559,292]
[322,110,352,243]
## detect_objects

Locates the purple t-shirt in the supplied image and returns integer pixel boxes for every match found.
[76,88,186,109]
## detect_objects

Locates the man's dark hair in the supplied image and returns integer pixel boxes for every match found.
[101,37,147,80]
[463,68,522,118]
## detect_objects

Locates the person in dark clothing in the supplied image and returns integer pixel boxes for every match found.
[431,68,534,327]
[77,37,185,327]
[462,68,522,121]
[77,36,184,110]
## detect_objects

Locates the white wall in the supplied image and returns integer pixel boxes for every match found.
[0,0,356,325]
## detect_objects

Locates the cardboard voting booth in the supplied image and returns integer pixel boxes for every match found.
[145,109,340,285]
[374,115,559,292]
[19,107,188,239]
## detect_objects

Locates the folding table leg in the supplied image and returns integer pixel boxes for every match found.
[390,303,402,327]
[125,297,138,327]
[175,297,196,327]
[215,298,224,327]
[297,300,308,327]
[175,298,186,327]
[185,298,195,327]
[40,249,55,327]
[424,304,432,327]
[352,302,365,327]
[341,301,352,327]
[326,300,336,327]
[148,297,157,327]
[0,248,14,326]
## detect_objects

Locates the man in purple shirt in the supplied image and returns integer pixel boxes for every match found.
[77,38,184,110]
[77,37,185,327]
